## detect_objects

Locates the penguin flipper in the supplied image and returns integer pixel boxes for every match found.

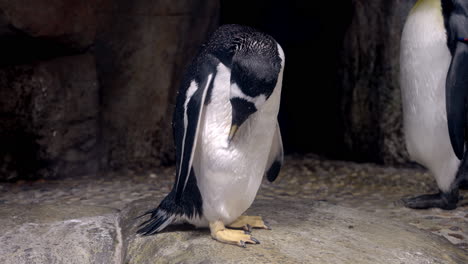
[173,60,215,199]
[446,43,468,160]
[446,19,468,160]
[265,122,284,182]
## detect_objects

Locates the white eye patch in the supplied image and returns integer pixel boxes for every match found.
[230,82,267,109]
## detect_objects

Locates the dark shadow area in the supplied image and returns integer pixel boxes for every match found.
[0,26,87,67]
[0,127,48,181]
[221,0,353,159]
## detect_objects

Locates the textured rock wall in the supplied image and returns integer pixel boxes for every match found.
[0,55,99,180]
[0,0,426,180]
[339,0,417,164]
[95,0,220,170]
[0,0,220,180]
[0,0,106,180]
[0,0,100,50]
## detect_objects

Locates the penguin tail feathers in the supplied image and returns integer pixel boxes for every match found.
[136,207,176,236]
[136,176,203,236]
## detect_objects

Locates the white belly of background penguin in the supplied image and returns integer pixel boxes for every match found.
[137,24,285,247]
[400,0,468,209]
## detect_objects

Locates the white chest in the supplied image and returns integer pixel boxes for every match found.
[193,62,282,222]
[399,0,460,191]
[400,1,451,127]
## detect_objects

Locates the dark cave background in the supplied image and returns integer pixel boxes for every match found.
[221,0,352,159]
[0,0,416,181]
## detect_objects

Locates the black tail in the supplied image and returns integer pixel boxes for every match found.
[136,204,176,236]
[137,171,203,236]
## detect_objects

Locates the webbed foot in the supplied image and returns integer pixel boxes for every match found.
[209,221,260,247]
[227,215,271,231]
[402,191,458,210]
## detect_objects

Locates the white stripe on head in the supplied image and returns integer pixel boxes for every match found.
[230,82,267,109]
[277,43,285,69]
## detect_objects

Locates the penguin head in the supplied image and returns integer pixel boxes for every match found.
[228,51,281,142]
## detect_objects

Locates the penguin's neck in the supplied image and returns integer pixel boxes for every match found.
[413,0,441,10]
[412,0,456,54]
[409,0,447,43]
[411,0,444,23]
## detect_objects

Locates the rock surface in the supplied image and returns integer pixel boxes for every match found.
[1,156,467,263]
[126,199,467,264]
[0,204,121,264]
[1,199,466,264]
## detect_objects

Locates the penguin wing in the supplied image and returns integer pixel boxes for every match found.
[446,43,468,160]
[265,122,284,182]
[173,57,215,199]
[446,15,468,160]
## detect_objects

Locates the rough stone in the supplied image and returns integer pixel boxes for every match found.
[339,0,416,164]
[0,0,221,179]
[0,156,467,263]
[95,0,220,170]
[0,0,107,49]
[0,204,121,264]
[124,199,468,264]
[0,54,99,180]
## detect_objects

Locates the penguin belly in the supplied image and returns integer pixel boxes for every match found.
[192,62,281,225]
[400,3,460,192]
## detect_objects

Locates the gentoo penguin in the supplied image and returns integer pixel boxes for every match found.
[400,0,468,210]
[137,24,285,247]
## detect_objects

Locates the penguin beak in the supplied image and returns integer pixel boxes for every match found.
[228,124,239,143]
[446,39,468,160]
[228,98,257,143]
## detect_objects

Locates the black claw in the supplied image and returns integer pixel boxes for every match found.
[244,230,251,235]
[264,220,272,230]
[245,224,252,233]
[251,237,260,244]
